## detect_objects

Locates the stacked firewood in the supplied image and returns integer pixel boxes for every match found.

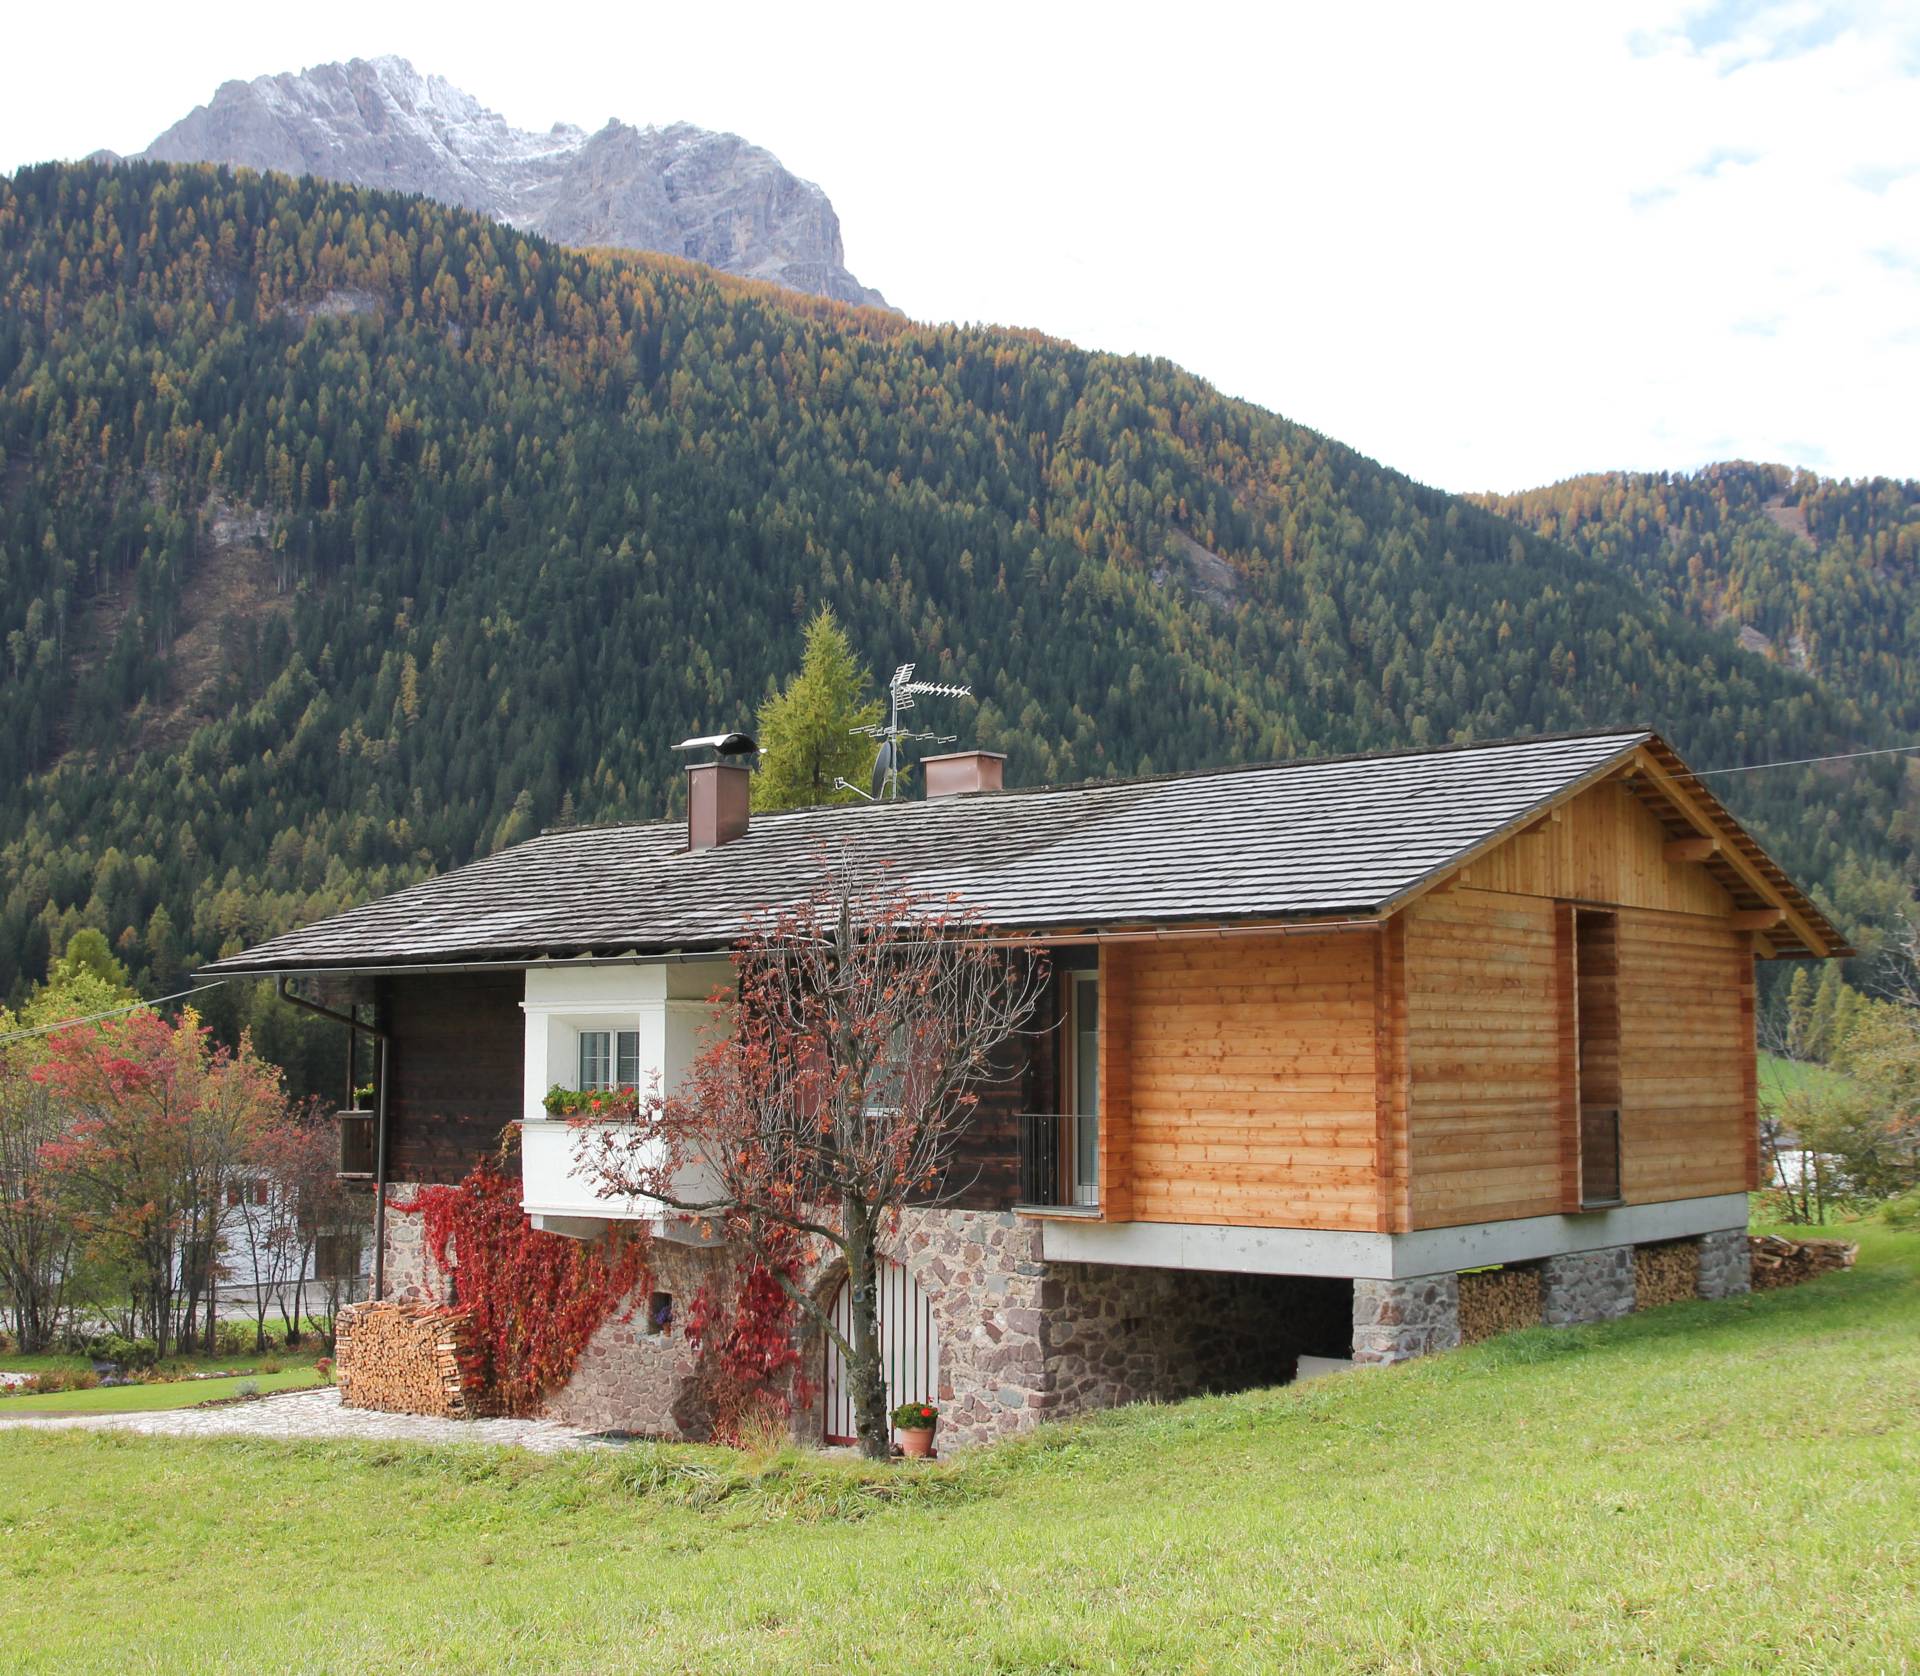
[1634,1239,1701,1310]
[1749,1234,1859,1291]
[1458,1267,1543,1343]
[335,1300,484,1418]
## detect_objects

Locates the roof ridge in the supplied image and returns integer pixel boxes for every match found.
[537,724,1656,838]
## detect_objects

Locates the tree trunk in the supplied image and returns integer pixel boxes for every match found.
[843,1202,891,1460]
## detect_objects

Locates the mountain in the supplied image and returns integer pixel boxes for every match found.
[0,162,1913,1084]
[130,55,887,307]
[1472,464,1920,735]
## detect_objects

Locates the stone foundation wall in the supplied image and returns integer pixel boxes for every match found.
[1696,1228,1752,1299]
[1042,1262,1351,1413]
[1352,1273,1462,1364]
[542,1240,732,1437]
[376,1179,1760,1445]
[1541,1245,1637,1325]
[882,1210,1049,1446]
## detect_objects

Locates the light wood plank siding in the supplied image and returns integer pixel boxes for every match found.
[1616,908,1753,1202]
[1373,918,1412,1233]
[1403,889,1565,1228]
[1125,934,1381,1231]
[1463,780,1733,916]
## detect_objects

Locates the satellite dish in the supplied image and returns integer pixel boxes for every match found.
[870,737,897,802]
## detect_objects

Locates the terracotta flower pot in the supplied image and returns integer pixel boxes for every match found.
[897,1425,936,1459]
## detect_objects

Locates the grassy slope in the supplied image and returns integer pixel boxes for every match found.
[0,1367,325,1414]
[1756,1050,1854,1111]
[0,1227,1914,1674]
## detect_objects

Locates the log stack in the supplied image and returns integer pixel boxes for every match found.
[1748,1234,1859,1291]
[335,1300,484,1418]
[1633,1239,1701,1310]
[1458,1266,1543,1343]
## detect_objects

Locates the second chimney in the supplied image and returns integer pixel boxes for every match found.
[687,762,751,849]
[922,750,1006,799]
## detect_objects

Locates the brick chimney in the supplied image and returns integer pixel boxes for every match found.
[687,762,751,848]
[922,750,1006,799]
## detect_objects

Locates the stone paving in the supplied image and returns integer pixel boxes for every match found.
[0,1386,606,1453]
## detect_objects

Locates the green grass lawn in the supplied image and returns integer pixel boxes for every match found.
[0,1366,327,1415]
[1756,1048,1854,1111]
[0,1228,1914,1674]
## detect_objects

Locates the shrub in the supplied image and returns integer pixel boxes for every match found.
[97,1334,160,1371]
[891,1399,939,1430]
[314,1357,333,1382]
[1877,1189,1920,1227]
[70,1371,99,1391]
[213,1322,258,1357]
[32,1370,69,1394]
[260,1359,282,1375]
[0,1329,13,1354]
[235,1380,260,1399]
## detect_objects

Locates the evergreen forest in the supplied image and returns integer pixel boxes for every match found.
[1,161,1915,1089]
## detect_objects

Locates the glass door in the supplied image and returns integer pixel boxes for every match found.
[1070,971,1100,1206]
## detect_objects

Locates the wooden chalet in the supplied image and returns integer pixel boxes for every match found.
[209,728,1845,1446]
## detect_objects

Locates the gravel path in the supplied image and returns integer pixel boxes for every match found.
[0,1386,605,1452]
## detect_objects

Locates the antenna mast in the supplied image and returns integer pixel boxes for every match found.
[836,662,973,801]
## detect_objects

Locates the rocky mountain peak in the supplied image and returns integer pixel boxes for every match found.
[138,57,887,307]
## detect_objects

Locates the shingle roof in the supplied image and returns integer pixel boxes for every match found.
[204,728,1839,974]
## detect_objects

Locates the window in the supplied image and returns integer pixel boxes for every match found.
[578,1030,641,1091]
[1067,971,1100,1205]
[646,1291,674,1335]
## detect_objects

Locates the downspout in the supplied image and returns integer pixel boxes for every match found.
[277,977,393,1301]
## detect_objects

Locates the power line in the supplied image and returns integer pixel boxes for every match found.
[0,981,226,1047]
[1694,742,1920,778]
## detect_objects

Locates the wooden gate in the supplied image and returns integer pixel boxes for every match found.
[822,1259,941,1445]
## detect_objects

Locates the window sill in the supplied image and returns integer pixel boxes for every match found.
[1013,1202,1103,1220]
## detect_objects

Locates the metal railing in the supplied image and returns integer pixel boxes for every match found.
[1018,1114,1101,1209]
[1581,1106,1622,1207]
[1017,1113,1066,1208]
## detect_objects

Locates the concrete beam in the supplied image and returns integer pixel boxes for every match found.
[1035,1193,1751,1280]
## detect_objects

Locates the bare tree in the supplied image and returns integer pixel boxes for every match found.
[585,849,1048,1458]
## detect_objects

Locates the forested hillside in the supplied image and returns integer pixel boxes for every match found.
[1476,465,1920,734]
[1,161,1913,1074]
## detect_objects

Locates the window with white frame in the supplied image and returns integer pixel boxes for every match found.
[578,1030,641,1090]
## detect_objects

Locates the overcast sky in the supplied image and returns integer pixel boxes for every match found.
[4,0,1915,492]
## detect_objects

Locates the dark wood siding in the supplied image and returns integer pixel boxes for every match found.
[379,972,524,1184]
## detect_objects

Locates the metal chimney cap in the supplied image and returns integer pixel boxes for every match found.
[673,731,760,758]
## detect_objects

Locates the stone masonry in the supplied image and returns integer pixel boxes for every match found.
[1351,1273,1462,1364]
[376,1190,1753,1447]
[543,1239,732,1436]
[379,1184,436,1301]
[1695,1228,1753,1299]
[1541,1244,1637,1325]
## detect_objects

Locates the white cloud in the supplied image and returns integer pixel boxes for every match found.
[0,0,1913,491]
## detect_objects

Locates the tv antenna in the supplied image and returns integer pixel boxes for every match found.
[835,663,973,801]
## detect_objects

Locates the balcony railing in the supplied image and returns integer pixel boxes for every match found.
[1581,1106,1622,1208]
[1018,1113,1063,1207]
[336,1109,375,1180]
[1017,1113,1098,1211]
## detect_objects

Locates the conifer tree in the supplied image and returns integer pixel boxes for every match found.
[1786,966,1814,1058]
[752,609,882,811]
[1806,963,1845,1062]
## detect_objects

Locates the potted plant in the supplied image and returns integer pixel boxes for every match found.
[892,1398,939,1459]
